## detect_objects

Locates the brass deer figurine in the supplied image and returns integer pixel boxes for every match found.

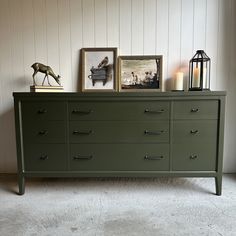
[31,63,61,86]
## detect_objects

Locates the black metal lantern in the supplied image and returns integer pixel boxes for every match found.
[189,50,211,90]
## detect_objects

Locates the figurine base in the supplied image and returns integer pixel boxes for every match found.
[30,85,64,92]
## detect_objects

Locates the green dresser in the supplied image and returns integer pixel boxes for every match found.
[13,92,226,195]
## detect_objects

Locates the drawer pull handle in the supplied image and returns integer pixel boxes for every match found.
[144,155,164,160]
[39,155,48,160]
[37,109,47,114]
[73,155,93,160]
[73,130,93,135]
[189,155,198,160]
[72,109,93,114]
[144,109,165,113]
[38,130,48,135]
[190,130,199,134]
[38,109,47,114]
[144,130,164,135]
[191,108,199,113]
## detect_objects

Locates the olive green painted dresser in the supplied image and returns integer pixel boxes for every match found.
[13,91,226,195]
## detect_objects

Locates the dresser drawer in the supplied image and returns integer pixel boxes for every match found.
[69,121,169,143]
[69,101,169,121]
[173,100,218,119]
[24,144,67,171]
[70,144,169,171]
[173,120,218,143]
[22,101,66,121]
[23,121,66,143]
[172,143,217,171]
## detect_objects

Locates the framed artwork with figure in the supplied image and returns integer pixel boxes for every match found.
[81,48,118,92]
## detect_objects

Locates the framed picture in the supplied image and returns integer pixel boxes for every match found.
[118,55,163,92]
[81,47,118,92]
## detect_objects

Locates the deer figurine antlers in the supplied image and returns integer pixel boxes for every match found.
[31,63,61,86]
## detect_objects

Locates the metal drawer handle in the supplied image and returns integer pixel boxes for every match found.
[191,108,199,113]
[73,155,93,160]
[144,155,164,160]
[37,109,47,114]
[39,155,48,160]
[38,130,48,135]
[189,155,198,160]
[144,109,165,113]
[144,130,164,135]
[190,129,199,134]
[73,130,93,135]
[72,109,93,114]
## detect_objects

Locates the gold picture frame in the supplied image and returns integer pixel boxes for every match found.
[118,55,163,92]
[81,47,118,92]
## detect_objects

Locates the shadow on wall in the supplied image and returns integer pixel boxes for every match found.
[219,0,236,173]
[0,107,17,173]
[77,49,82,92]
[164,77,172,91]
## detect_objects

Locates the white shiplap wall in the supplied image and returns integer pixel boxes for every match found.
[0,0,235,173]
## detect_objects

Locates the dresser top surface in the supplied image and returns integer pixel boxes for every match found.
[13,91,226,99]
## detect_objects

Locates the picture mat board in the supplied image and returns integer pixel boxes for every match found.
[84,51,114,90]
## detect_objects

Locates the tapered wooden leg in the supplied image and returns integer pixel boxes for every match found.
[215,176,222,196]
[18,175,25,195]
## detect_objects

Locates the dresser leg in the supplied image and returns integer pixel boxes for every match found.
[18,175,25,195]
[215,176,222,196]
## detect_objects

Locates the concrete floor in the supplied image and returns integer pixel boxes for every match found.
[0,175,236,236]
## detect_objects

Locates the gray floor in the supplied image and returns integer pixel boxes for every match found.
[0,175,236,236]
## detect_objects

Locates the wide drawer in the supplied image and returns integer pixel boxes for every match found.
[23,121,66,143]
[70,144,169,171]
[172,143,217,171]
[24,144,67,171]
[69,121,169,143]
[22,101,66,121]
[69,101,170,120]
[173,100,218,119]
[173,120,218,143]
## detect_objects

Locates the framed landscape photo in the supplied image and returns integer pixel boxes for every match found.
[81,47,118,92]
[118,55,163,92]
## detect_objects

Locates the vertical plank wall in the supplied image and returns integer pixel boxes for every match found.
[0,0,235,173]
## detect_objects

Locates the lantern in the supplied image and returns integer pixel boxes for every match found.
[189,50,211,90]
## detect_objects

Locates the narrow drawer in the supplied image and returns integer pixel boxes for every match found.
[173,120,218,143]
[69,121,169,143]
[23,121,66,143]
[24,144,67,171]
[173,100,218,119]
[22,101,66,121]
[70,144,169,171]
[172,143,217,171]
[69,101,169,121]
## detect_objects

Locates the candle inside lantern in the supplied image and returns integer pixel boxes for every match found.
[193,67,200,87]
[174,72,184,90]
